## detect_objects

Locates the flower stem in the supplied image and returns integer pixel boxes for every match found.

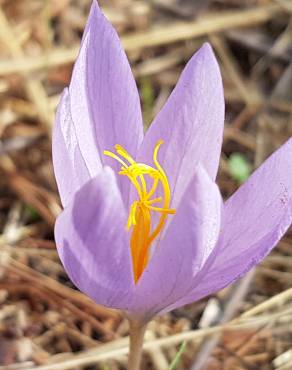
[128,319,147,370]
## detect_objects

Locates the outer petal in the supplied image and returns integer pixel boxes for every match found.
[52,89,90,207]
[138,43,224,210]
[129,166,222,320]
[55,167,134,309]
[165,139,292,311]
[69,1,143,204]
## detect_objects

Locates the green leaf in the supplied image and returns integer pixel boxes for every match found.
[24,205,40,222]
[140,77,154,127]
[228,153,251,183]
[168,341,186,370]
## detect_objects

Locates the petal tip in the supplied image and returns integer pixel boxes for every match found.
[89,0,101,16]
[196,42,216,61]
[201,42,213,53]
[187,42,222,85]
[86,0,109,35]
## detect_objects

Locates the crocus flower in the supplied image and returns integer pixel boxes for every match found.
[53,1,292,325]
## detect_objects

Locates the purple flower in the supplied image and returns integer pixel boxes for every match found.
[53,1,292,322]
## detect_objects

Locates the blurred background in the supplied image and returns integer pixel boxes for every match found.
[0,0,292,369]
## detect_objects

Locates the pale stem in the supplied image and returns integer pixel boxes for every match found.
[127,319,147,370]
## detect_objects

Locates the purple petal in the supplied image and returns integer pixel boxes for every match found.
[55,167,134,309]
[165,139,292,311]
[130,166,222,320]
[138,43,224,210]
[52,89,90,207]
[69,1,143,204]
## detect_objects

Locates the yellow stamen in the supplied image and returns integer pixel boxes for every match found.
[103,150,129,168]
[104,141,175,283]
[146,197,162,205]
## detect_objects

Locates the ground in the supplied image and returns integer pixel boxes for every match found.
[0,0,292,369]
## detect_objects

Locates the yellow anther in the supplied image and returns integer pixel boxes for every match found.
[115,144,135,164]
[103,150,128,168]
[104,141,175,283]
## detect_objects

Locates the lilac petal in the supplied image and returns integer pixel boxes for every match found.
[138,43,224,210]
[55,167,134,309]
[52,88,90,207]
[69,1,143,204]
[130,166,222,320]
[164,139,292,312]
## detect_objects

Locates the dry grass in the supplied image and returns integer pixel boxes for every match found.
[0,0,291,369]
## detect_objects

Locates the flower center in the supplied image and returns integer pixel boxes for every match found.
[104,140,176,283]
